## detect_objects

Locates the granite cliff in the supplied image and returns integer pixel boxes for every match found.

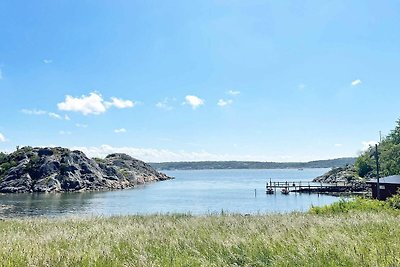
[0,147,171,193]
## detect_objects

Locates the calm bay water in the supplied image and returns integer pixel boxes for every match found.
[0,168,340,217]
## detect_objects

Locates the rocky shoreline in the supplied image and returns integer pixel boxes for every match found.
[313,165,371,194]
[0,147,172,193]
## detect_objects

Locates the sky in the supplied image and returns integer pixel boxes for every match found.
[0,0,400,162]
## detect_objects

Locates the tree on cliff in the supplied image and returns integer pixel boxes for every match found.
[355,119,400,177]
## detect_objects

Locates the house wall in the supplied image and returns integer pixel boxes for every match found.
[370,184,400,200]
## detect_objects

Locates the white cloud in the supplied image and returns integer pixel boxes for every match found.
[156,98,173,111]
[58,92,135,115]
[58,92,107,115]
[227,90,240,96]
[71,144,270,162]
[75,123,88,128]
[351,79,362,86]
[362,140,378,151]
[48,112,62,120]
[184,95,204,109]
[114,128,127,134]
[59,144,347,162]
[334,144,343,147]
[64,115,71,121]
[106,97,135,109]
[217,99,233,107]
[0,133,6,142]
[43,59,53,64]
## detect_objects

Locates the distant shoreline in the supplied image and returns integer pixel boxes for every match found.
[150,157,356,171]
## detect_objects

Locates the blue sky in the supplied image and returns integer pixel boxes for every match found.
[1,0,400,162]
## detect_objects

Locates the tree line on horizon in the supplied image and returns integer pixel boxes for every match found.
[150,158,356,170]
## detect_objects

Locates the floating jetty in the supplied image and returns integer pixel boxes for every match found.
[266,180,354,194]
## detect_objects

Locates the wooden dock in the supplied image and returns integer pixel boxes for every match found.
[266,180,353,194]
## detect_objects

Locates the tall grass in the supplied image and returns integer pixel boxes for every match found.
[0,211,399,266]
[310,196,400,214]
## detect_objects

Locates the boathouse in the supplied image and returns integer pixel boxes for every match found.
[366,175,400,200]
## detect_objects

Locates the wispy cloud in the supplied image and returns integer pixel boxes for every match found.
[21,109,47,115]
[184,95,204,109]
[59,131,72,135]
[0,133,6,142]
[351,79,362,86]
[227,90,240,96]
[48,112,62,120]
[334,143,343,147]
[75,123,88,128]
[114,128,127,134]
[298,84,306,90]
[58,92,135,115]
[217,99,233,107]
[43,59,53,64]
[156,98,174,111]
[21,109,65,120]
[105,97,135,109]
[0,69,3,80]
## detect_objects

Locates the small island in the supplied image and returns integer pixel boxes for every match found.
[0,147,172,193]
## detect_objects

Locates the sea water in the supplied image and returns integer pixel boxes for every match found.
[0,168,340,217]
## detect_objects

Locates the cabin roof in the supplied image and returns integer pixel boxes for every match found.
[366,175,400,185]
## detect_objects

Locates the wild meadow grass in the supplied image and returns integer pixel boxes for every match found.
[0,208,399,266]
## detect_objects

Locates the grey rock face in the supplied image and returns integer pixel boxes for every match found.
[313,165,369,191]
[313,165,360,183]
[0,147,172,193]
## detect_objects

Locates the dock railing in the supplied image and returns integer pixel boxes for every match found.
[266,180,352,193]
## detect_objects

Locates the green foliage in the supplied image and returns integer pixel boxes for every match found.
[310,195,400,215]
[387,190,400,209]
[355,154,374,177]
[0,152,7,164]
[379,143,400,176]
[386,119,400,144]
[93,157,106,164]
[0,160,17,176]
[29,154,40,164]
[355,118,400,177]
[118,169,130,178]
[309,198,390,215]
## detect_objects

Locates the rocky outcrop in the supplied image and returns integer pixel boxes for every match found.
[313,165,359,183]
[313,165,369,192]
[0,147,171,193]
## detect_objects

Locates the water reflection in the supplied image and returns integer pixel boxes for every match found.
[0,191,100,217]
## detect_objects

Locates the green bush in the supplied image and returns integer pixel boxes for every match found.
[0,152,7,164]
[355,154,373,177]
[0,160,18,176]
[387,191,400,209]
[309,198,389,215]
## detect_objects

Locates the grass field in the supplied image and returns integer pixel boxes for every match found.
[0,208,399,266]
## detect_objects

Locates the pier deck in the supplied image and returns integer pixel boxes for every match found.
[266,180,353,194]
